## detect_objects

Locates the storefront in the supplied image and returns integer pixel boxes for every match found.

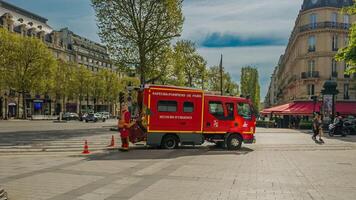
[261,101,356,117]
[8,102,17,118]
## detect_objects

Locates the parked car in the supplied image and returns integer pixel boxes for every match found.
[99,112,111,119]
[58,112,79,121]
[84,113,106,122]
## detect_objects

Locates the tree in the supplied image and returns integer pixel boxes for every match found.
[240,67,260,111]
[3,33,56,118]
[92,0,184,84]
[172,40,207,88]
[91,71,105,112]
[0,29,11,98]
[100,69,121,113]
[207,66,239,96]
[336,4,356,75]
[53,60,76,114]
[72,65,93,114]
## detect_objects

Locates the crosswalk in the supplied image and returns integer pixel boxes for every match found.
[0,128,121,154]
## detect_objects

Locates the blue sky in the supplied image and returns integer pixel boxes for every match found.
[6,0,304,99]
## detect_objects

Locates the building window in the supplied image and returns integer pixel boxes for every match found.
[308,36,316,52]
[310,13,318,29]
[308,60,315,74]
[307,84,315,96]
[158,101,177,112]
[332,35,338,51]
[332,59,338,78]
[344,15,350,28]
[183,102,194,113]
[344,84,349,99]
[331,12,338,26]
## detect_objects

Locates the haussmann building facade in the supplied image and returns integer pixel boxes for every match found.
[264,0,356,118]
[0,0,119,119]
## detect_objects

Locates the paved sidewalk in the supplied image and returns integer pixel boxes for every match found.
[0,128,356,200]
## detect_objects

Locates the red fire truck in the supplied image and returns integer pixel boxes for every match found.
[130,85,256,150]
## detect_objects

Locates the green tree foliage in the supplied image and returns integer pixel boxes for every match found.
[91,0,184,84]
[73,65,93,113]
[53,60,76,113]
[172,40,207,88]
[1,30,56,118]
[240,67,260,110]
[336,4,356,75]
[207,66,239,96]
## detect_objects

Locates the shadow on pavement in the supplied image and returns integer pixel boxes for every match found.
[86,145,254,161]
[298,129,356,143]
[0,128,107,146]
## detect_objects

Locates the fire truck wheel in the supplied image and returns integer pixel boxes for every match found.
[161,135,179,149]
[226,134,242,150]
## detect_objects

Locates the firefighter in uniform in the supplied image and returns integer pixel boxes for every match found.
[118,103,131,151]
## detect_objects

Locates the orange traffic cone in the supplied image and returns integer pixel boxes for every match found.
[107,135,115,148]
[82,140,90,154]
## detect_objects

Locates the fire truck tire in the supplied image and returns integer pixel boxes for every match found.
[161,134,179,149]
[226,134,242,150]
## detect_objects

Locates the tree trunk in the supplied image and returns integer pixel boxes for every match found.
[79,96,82,114]
[86,93,89,113]
[4,95,8,120]
[93,98,96,113]
[16,92,20,119]
[62,96,66,113]
[22,92,26,119]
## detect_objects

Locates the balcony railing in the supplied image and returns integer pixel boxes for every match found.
[299,22,351,32]
[301,71,320,79]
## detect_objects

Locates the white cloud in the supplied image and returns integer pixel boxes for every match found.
[181,0,304,99]
[197,46,286,98]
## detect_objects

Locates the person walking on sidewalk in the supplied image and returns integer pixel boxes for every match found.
[118,103,131,151]
[312,113,324,143]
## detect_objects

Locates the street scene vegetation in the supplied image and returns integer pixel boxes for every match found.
[0,0,261,119]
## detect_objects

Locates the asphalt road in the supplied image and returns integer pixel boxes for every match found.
[1,124,356,200]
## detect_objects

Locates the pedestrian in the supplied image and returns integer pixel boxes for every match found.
[118,103,131,151]
[296,116,301,129]
[312,113,324,143]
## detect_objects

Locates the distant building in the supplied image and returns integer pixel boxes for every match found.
[0,0,119,119]
[265,0,356,110]
[58,28,115,72]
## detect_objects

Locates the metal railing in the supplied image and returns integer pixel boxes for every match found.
[299,22,351,32]
[301,71,320,79]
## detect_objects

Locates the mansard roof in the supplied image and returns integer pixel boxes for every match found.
[301,0,354,11]
[0,0,48,23]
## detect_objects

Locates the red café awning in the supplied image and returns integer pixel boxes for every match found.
[336,102,356,115]
[260,103,294,115]
[261,101,356,116]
